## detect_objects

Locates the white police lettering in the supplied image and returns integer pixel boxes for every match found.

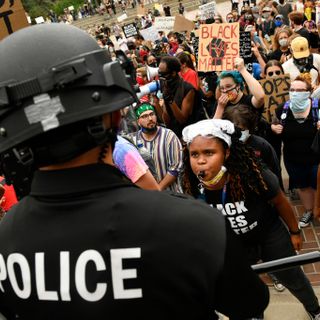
[36,252,59,300]
[216,201,257,234]
[111,248,143,299]
[0,248,142,301]
[0,254,7,292]
[75,250,107,301]
[60,251,71,301]
[7,253,31,299]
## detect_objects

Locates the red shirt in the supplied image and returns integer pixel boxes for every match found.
[0,177,18,212]
[179,68,199,90]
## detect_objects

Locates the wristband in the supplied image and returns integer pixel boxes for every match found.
[289,229,301,235]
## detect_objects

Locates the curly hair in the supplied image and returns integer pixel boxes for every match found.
[182,130,268,202]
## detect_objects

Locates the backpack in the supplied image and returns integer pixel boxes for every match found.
[280,98,319,126]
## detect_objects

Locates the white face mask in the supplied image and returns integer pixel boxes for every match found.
[239,129,251,143]
[278,39,288,47]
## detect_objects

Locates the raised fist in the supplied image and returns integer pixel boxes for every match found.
[207,37,227,66]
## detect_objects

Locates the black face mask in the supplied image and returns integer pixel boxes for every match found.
[295,57,308,66]
[148,62,158,68]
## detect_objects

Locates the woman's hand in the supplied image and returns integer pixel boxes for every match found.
[271,124,283,134]
[234,57,245,72]
[290,234,302,251]
[217,93,229,109]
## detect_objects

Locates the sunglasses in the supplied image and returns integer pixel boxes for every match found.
[267,70,282,77]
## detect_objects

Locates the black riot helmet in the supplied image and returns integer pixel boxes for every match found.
[0,24,138,198]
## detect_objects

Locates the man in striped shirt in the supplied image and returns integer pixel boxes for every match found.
[132,103,183,193]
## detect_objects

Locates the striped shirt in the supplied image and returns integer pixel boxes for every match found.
[131,126,183,193]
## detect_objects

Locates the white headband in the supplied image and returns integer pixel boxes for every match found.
[182,119,235,146]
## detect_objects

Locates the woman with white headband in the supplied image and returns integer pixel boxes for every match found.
[182,119,320,320]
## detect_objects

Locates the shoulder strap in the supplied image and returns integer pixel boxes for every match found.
[280,100,290,126]
[311,98,319,125]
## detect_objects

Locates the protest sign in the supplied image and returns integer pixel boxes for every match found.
[199,0,216,20]
[122,23,138,38]
[0,0,29,40]
[192,36,199,65]
[184,9,199,21]
[35,16,45,24]
[239,32,252,61]
[117,13,127,22]
[239,31,253,73]
[259,74,291,123]
[139,26,158,42]
[173,14,195,32]
[154,16,175,31]
[198,23,240,72]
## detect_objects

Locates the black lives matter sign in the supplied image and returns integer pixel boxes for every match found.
[122,23,138,38]
[0,0,29,40]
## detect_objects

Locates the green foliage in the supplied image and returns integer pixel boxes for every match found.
[53,0,84,15]
[22,0,53,19]
[22,0,85,19]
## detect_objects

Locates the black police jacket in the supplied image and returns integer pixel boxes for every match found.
[0,164,268,319]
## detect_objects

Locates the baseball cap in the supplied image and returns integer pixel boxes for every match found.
[275,14,283,19]
[291,36,310,59]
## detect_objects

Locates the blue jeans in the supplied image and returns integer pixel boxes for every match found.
[248,221,319,314]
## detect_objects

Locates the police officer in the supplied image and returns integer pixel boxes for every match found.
[0,24,269,319]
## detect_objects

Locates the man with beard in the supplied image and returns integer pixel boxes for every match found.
[158,56,195,138]
[131,103,183,192]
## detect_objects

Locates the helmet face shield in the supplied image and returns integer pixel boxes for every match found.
[0,24,138,154]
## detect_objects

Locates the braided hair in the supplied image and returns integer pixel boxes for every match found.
[182,128,268,202]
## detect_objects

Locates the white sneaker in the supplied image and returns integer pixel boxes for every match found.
[299,211,313,228]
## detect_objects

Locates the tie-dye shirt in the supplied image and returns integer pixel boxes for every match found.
[113,136,148,183]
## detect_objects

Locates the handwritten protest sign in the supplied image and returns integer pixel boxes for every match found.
[0,0,29,40]
[122,23,138,38]
[184,9,199,21]
[139,26,158,42]
[154,16,175,31]
[198,23,240,72]
[199,0,216,20]
[117,13,127,22]
[239,31,253,73]
[173,14,195,32]
[259,74,291,123]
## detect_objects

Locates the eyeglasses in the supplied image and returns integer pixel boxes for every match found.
[219,85,237,93]
[139,112,156,119]
[267,70,282,77]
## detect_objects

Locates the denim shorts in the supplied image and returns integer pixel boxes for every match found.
[284,160,318,190]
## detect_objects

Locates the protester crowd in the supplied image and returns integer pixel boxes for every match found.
[1,0,320,318]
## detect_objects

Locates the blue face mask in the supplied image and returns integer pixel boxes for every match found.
[289,91,310,113]
[275,20,283,27]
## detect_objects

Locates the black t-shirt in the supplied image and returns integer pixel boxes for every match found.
[0,164,269,320]
[213,93,261,118]
[268,48,290,61]
[202,168,281,246]
[275,101,319,164]
[295,27,310,42]
[248,134,281,180]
